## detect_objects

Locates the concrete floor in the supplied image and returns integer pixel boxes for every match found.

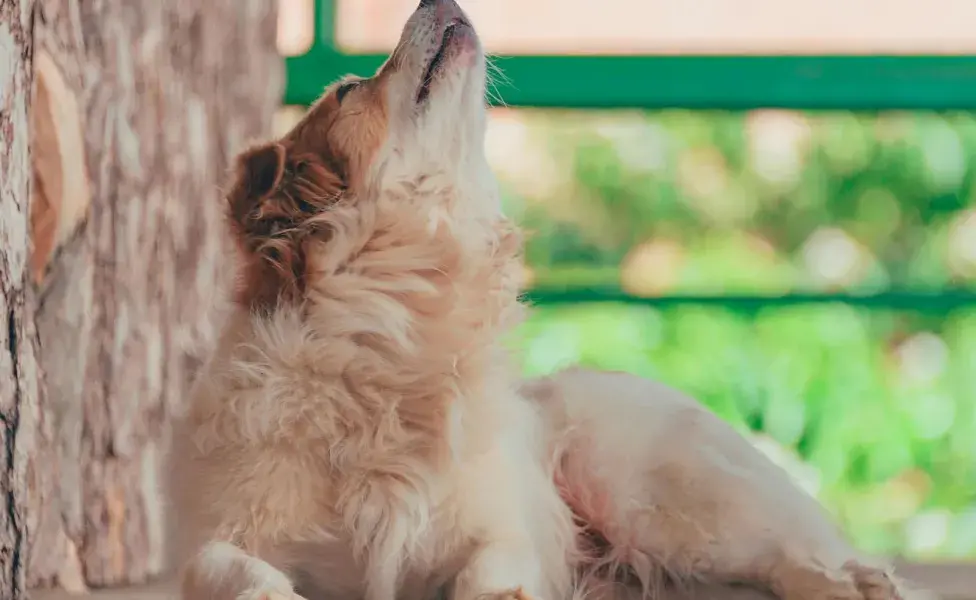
[32,582,774,600]
[29,562,976,600]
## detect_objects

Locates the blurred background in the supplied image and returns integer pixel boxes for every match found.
[10,0,976,597]
[278,0,976,562]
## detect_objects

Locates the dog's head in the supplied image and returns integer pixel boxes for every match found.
[227,0,502,310]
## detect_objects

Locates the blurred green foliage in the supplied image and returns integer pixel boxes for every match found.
[491,109,976,559]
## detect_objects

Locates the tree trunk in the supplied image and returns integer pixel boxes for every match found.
[0,0,40,598]
[19,0,281,592]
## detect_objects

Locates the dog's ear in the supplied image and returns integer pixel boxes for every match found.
[228,142,288,225]
[241,142,286,198]
[224,142,348,311]
[225,142,303,310]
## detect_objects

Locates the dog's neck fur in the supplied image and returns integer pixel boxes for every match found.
[201,174,524,471]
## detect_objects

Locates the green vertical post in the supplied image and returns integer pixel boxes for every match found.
[315,0,336,49]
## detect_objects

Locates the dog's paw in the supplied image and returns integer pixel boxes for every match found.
[509,588,535,600]
[785,561,915,600]
[771,561,905,600]
[480,586,538,600]
[242,590,309,600]
[843,562,906,600]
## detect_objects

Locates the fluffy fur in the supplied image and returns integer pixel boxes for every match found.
[170,2,576,600]
[522,369,930,600]
[167,2,930,600]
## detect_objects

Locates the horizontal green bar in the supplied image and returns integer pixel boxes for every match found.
[522,288,976,312]
[285,51,976,109]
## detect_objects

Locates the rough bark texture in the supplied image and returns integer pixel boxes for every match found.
[22,0,282,591]
[0,0,40,598]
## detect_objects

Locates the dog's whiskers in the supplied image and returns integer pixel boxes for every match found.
[485,56,512,108]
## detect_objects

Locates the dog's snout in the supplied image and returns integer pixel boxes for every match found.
[418,0,459,10]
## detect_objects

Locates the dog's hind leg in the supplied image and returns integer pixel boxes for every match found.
[524,369,928,600]
[763,558,909,600]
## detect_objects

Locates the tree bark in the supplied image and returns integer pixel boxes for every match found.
[21,0,282,592]
[0,0,40,598]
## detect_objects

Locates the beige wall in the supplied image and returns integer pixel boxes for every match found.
[323,0,976,54]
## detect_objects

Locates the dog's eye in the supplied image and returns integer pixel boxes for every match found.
[336,81,360,104]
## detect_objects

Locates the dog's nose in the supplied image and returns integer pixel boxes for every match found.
[419,0,459,8]
[417,0,466,22]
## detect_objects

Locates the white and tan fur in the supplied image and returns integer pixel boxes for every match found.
[169,2,575,600]
[522,369,927,600]
[167,2,929,600]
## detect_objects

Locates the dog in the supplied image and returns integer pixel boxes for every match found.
[169,1,575,599]
[167,1,925,600]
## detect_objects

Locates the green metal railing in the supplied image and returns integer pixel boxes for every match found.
[284,1,976,110]
[283,0,976,310]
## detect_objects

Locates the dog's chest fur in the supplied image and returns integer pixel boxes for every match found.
[278,507,475,600]
[178,310,499,600]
